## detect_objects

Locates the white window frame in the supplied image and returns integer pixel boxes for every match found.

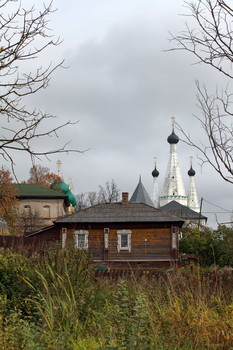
[74,230,89,249]
[117,229,132,252]
[61,228,67,248]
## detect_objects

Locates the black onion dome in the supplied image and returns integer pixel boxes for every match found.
[188,166,196,176]
[152,166,159,178]
[167,129,179,144]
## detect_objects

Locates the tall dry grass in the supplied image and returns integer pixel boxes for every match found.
[1,244,233,349]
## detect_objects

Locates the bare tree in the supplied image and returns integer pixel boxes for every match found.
[16,207,43,235]
[169,0,233,184]
[75,180,120,211]
[75,191,99,211]
[98,180,120,203]
[0,1,80,170]
[87,191,99,206]
[75,192,88,211]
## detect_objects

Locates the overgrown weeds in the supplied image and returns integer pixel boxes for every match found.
[1,245,233,349]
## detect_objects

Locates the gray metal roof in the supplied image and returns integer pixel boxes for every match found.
[55,202,184,224]
[159,200,207,221]
[130,177,154,207]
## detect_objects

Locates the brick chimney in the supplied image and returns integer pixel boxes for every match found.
[122,192,129,205]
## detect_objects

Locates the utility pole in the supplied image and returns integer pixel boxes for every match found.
[198,197,203,229]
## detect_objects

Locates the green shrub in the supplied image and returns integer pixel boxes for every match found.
[0,249,38,314]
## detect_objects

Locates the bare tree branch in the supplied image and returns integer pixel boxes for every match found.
[0,0,82,168]
[75,180,121,211]
[169,0,233,184]
[168,0,233,78]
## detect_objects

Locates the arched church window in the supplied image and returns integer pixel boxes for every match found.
[24,205,31,212]
[43,205,50,219]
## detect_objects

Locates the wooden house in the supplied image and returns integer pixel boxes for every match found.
[31,192,184,269]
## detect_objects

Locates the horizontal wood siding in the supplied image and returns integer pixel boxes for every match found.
[88,229,104,260]
[65,228,104,260]
[60,223,176,262]
[109,228,172,260]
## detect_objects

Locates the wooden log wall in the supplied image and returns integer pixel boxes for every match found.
[64,225,173,261]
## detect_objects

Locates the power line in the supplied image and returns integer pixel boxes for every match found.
[202,198,232,213]
[202,212,231,214]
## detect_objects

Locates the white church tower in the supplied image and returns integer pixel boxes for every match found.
[151,157,159,207]
[187,156,200,212]
[159,117,188,207]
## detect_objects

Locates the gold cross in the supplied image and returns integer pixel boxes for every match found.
[171,116,175,128]
[189,156,193,166]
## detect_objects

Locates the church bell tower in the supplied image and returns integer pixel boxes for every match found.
[159,117,188,207]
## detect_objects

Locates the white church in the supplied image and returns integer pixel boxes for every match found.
[131,118,207,226]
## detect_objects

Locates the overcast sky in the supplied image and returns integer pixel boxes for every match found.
[4,0,232,229]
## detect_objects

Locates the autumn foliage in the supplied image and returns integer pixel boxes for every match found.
[0,167,18,231]
[26,165,62,188]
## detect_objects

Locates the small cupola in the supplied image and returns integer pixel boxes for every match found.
[188,166,196,176]
[188,156,196,176]
[152,165,159,178]
[167,116,179,144]
[167,130,179,144]
[152,157,159,177]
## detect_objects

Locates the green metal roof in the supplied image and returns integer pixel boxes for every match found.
[14,184,69,202]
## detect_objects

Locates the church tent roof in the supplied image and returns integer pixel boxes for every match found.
[130,177,154,207]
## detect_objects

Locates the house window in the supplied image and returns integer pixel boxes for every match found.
[74,230,88,249]
[61,228,67,248]
[43,205,50,218]
[117,230,132,252]
[23,205,31,217]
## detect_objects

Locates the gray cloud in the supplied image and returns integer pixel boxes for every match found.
[5,0,232,229]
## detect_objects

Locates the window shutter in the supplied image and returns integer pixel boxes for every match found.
[62,228,67,248]
[128,232,132,252]
[117,232,121,252]
[171,226,178,249]
[84,231,89,249]
[104,228,109,249]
